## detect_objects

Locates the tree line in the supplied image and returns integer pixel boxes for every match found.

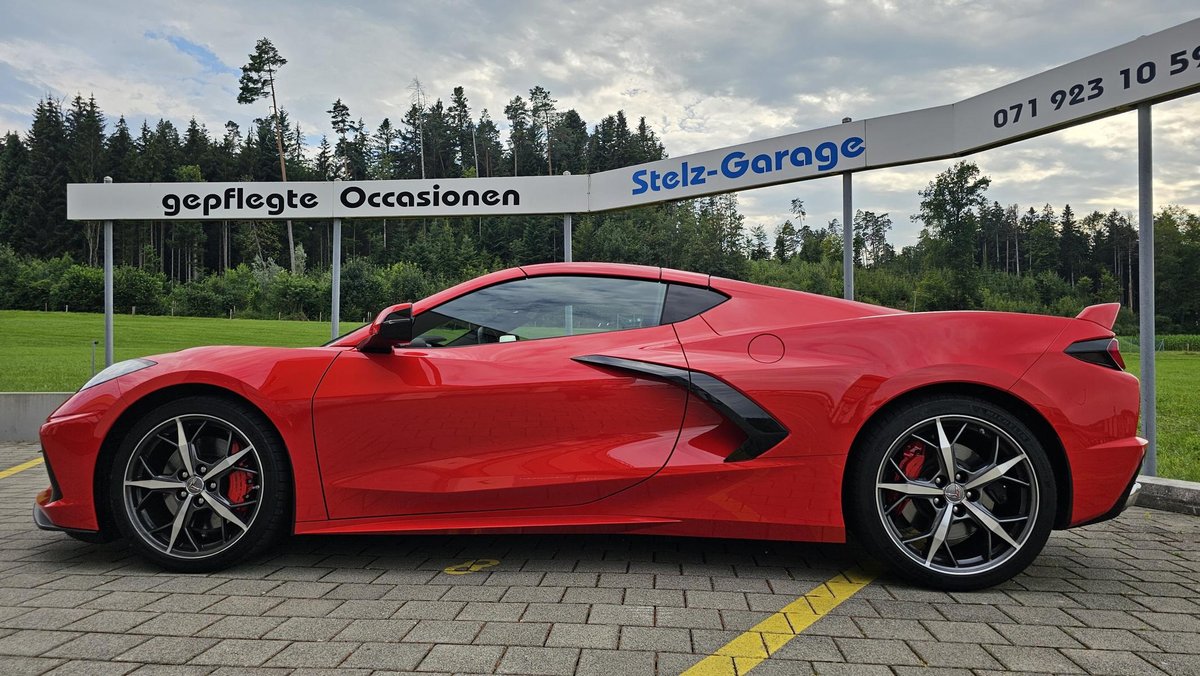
[0,40,1196,331]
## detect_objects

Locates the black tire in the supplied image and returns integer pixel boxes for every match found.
[846,395,1056,591]
[67,530,116,545]
[108,395,290,572]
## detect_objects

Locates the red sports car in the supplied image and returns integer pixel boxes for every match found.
[34,263,1144,590]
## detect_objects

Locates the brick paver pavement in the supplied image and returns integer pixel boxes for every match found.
[1,441,1197,675]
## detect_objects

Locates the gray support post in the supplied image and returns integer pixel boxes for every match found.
[841,118,854,301]
[562,171,573,264]
[1137,104,1156,476]
[842,173,854,301]
[331,217,342,340]
[563,214,573,263]
[103,176,114,367]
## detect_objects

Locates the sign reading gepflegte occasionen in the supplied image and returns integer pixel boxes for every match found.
[67,175,590,221]
[67,19,1199,222]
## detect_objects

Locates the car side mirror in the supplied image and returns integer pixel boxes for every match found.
[357,303,413,353]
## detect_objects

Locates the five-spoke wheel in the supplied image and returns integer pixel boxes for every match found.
[849,396,1055,590]
[110,396,289,571]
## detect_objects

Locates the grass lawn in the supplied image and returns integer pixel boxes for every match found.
[0,310,350,392]
[2,310,1196,481]
[1124,350,1200,482]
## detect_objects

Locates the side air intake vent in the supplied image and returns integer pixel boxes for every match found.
[572,355,788,462]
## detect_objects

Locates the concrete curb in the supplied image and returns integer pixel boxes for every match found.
[1136,475,1200,516]
[0,392,71,442]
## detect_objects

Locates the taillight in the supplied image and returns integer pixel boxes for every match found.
[1065,337,1124,370]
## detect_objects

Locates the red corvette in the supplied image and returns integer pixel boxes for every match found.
[34,262,1144,589]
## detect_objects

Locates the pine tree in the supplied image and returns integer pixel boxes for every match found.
[372,119,399,179]
[551,110,589,175]
[448,87,474,175]
[0,132,31,250]
[314,135,333,181]
[104,116,135,183]
[1059,204,1086,284]
[774,220,797,262]
[529,86,557,174]
[475,110,503,178]
[23,98,71,257]
[326,99,359,179]
[237,37,295,272]
[66,95,106,184]
[504,96,531,176]
[66,95,107,264]
[748,224,771,260]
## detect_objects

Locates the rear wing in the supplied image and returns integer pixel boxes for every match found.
[1076,303,1120,330]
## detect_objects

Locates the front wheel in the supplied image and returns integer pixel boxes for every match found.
[847,395,1056,591]
[109,395,291,572]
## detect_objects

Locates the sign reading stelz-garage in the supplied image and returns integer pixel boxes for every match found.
[67,19,1199,221]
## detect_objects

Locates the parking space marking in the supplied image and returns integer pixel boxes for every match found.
[443,558,501,574]
[682,567,875,676]
[0,456,42,479]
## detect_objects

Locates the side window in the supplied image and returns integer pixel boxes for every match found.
[661,284,728,324]
[409,276,666,347]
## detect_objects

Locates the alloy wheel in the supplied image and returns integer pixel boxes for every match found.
[874,414,1038,576]
[122,414,264,559]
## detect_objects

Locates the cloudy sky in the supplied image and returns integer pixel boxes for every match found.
[2,1,1197,245]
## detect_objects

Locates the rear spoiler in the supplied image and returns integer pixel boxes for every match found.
[1076,303,1120,330]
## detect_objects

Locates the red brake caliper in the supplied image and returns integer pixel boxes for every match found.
[224,441,253,505]
[898,441,926,479]
[892,441,927,512]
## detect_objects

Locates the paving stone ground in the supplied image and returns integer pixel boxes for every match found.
[1,441,1197,675]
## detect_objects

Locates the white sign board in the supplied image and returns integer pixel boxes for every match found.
[591,18,1200,211]
[954,18,1200,151]
[67,19,1200,221]
[588,122,867,211]
[68,176,589,221]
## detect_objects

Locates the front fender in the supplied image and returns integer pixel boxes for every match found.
[42,347,341,530]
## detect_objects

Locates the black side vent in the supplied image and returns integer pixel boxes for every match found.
[572,355,788,462]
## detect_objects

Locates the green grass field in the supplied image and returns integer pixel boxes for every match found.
[0,310,350,391]
[1124,351,1199,482]
[2,310,1196,481]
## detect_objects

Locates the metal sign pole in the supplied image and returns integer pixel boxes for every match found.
[103,176,114,366]
[331,217,342,340]
[842,173,853,300]
[562,171,573,264]
[563,214,573,263]
[1138,104,1156,476]
[841,118,854,301]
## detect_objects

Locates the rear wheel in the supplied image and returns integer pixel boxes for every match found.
[108,396,290,572]
[848,395,1056,590]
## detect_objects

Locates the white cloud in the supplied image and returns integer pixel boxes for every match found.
[0,0,1197,245]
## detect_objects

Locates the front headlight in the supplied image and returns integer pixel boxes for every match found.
[80,358,156,391]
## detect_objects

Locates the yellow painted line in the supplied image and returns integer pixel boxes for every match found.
[682,567,875,676]
[0,457,44,480]
[443,558,500,575]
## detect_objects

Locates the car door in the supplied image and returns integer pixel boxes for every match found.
[312,274,689,519]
